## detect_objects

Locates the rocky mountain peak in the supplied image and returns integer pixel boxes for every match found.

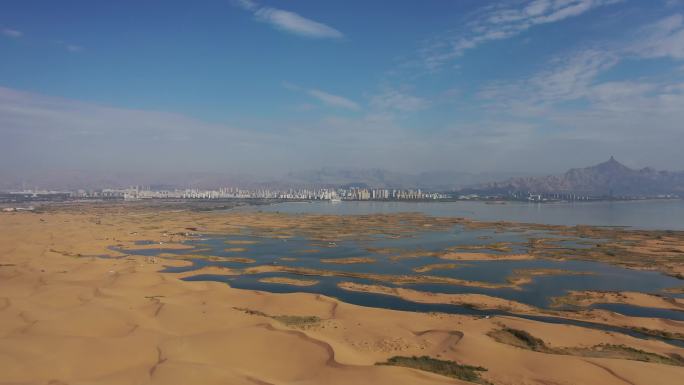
[475,157,684,196]
[589,156,631,174]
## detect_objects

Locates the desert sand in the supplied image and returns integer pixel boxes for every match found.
[1,203,683,385]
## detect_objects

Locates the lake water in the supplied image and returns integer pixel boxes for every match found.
[120,223,684,319]
[241,199,684,230]
[118,201,684,345]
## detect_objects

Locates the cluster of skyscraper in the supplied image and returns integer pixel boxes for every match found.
[340,188,446,200]
[76,186,450,201]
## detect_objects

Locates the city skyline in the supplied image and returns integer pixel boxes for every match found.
[3,156,682,202]
[2,0,684,179]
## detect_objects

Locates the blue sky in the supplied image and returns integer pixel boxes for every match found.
[2,0,684,179]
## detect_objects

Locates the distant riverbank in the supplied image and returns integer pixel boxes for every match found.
[242,199,684,230]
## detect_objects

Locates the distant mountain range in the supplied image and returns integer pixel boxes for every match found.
[284,168,533,190]
[471,157,684,197]
[3,158,683,197]
[0,168,531,191]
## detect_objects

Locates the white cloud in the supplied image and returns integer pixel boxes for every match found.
[55,40,84,53]
[307,89,359,110]
[254,8,343,39]
[66,44,83,52]
[474,13,684,115]
[1,28,85,52]
[370,89,429,113]
[284,82,359,110]
[589,81,657,105]
[630,14,684,59]
[458,8,684,170]
[420,0,621,70]
[473,44,684,161]
[233,0,258,11]
[341,6,684,171]
[233,0,343,39]
[2,28,22,38]
[479,13,684,113]
[529,49,619,101]
[477,48,619,114]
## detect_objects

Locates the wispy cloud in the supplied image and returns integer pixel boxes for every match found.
[478,48,619,110]
[630,14,684,59]
[233,0,259,11]
[1,28,84,52]
[0,86,431,176]
[2,28,23,38]
[420,0,621,70]
[65,44,83,53]
[477,14,684,115]
[284,82,360,110]
[474,44,684,160]
[307,89,359,110]
[0,86,288,175]
[370,88,429,113]
[444,7,684,170]
[232,0,343,39]
[55,40,84,53]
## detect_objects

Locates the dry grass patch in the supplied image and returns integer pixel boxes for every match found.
[258,276,319,286]
[233,307,322,329]
[413,263,460,273]
[223,247,248,252]
[320,257,375,264]
[377,356,490,384]
[224,240,259,245]
[222,257,256,264]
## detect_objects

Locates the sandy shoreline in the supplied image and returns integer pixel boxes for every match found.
[258,276,320,286]
[1,203,684,384]
[337,282,539,313]
[550,290,684,311]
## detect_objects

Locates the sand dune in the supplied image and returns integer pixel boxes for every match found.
[1,206,683,384]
